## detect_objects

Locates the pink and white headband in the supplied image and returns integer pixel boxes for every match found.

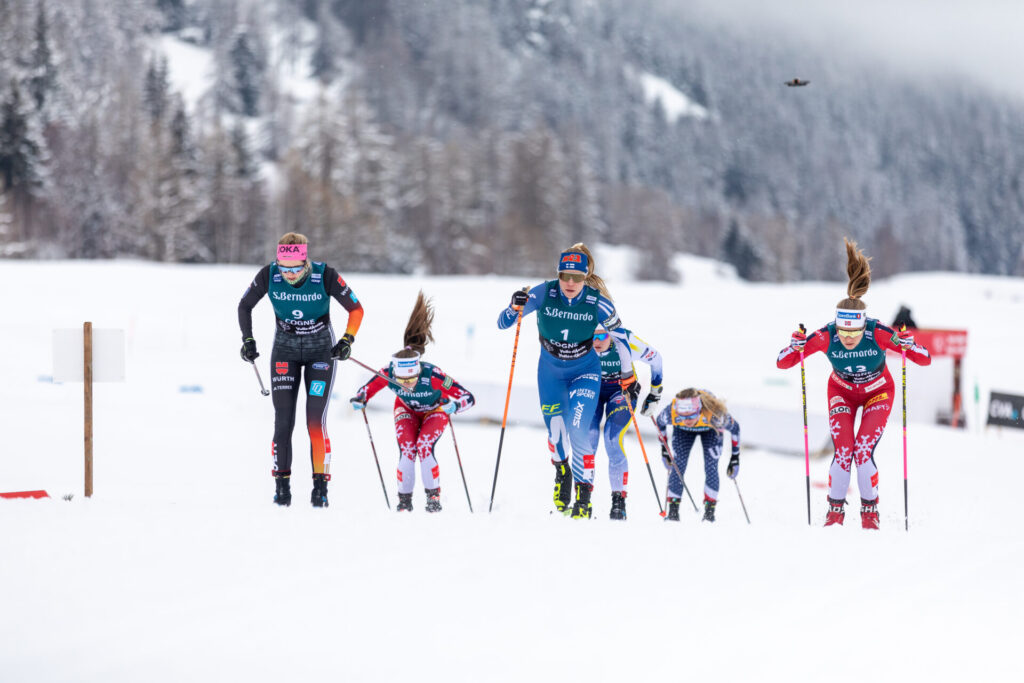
[277,244,308,261]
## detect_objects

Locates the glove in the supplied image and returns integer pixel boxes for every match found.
[661,445,673,468]
[727,452,740,479]
[240,337,259,362]
[439,399,459,415]
[349,396,366,411]
[510,289,529,311]
[790,329,807,351]
[640,385,662,416]
[897,329,915,349]
[331,333,355,361]
[622,378,641,405]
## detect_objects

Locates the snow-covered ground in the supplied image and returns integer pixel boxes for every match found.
[2,256,1023,682]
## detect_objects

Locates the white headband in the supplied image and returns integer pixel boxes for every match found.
[674,397,701,417]
[391,352,421,378]
[835,308,866,330]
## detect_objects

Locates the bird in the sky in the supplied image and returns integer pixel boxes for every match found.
[785,78,810,87]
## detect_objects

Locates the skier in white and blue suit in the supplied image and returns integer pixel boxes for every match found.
[589,325,664,520]
[497,243,632,519]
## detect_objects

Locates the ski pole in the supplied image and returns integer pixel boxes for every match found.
[489,294,526,513]
[901,325,909,532]
[347,356,407,391]
[732,478,751,524]
[622,384,664,515]
[249,360,269,396]
[798,323,811,526]
[650,416,698,512]
[448,421,473,513]
[360,407,391,510]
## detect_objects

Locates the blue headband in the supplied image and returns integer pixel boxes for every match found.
[558,251,588,273]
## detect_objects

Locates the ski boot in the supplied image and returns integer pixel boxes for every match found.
[665,497,681,521]
[609,491,627,520]
[311,473,329,508]
[425,488,442,513]
[397,492,413,512]
[702,498,717,523]
[570,482,593,519]
[860,497,880,530]
[273,472,291,507]
[824,497,846,526]
[552,460,572,514]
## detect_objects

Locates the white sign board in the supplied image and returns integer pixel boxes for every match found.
[53,328,126,382]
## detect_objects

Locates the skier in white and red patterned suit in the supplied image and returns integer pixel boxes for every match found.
[776,238,931,529]
[350,292,474,513]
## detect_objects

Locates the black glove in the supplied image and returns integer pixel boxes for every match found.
[727,452,740,479]
[240,337,259,362]
[510,289,529,309]
[331,333,355,361]
[640,385,662,416]
[623,379,641,405]
[661,445,673,468]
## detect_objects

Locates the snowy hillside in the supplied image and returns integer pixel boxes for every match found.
[1,257,1023,682]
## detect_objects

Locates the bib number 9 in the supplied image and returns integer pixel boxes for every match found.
[292,309,304,320]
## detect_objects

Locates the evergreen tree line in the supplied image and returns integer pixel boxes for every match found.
[1,0,1022,280]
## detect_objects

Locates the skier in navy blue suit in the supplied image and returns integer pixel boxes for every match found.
[655,388,741,523]
[589,325,664,520]
[497,243,631,519]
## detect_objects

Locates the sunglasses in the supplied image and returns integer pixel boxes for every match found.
[558,272,585,283]
[593,332,609,341]
[278,264,305,274]
[837,328,864,339]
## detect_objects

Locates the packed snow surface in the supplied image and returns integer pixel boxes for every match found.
[1,257,1022,682]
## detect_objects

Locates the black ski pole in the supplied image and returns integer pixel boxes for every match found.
[360,407,391,510]
[448,421,473,513]
[650,416,698,512]
[249,360,269,396]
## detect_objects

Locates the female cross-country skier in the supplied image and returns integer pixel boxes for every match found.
[497,243,632,519]
[776,238,931,528]
[588,325,664,520]
[655,389,741,522]
[350,292,474,513]
[238,232,364,508]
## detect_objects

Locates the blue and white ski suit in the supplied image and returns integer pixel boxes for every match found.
[498,282,630,485]
[655,395,740,502]
[590,330,663,493]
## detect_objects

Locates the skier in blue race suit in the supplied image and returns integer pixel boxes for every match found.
[497,243,632,519]
[655,388,741,523]
[589,325,664,520]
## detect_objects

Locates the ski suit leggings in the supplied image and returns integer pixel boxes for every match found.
[826,372,894,502]
[588,381,634,492]
[270,351,336,476]
[394,399,449,494]
[665,428,722,501]
[540,352,601,485]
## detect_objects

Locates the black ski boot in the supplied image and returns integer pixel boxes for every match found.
[665,497,681,521]
[273,473,291,507]
[311,473,329,508]
[609,491,627,520]
[397,492,413,512]
[702,498,716,522]
[425,487,442,513]
[552,460,572,514]
[570,482,593,519]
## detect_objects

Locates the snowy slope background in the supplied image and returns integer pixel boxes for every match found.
[2,251,1023,682]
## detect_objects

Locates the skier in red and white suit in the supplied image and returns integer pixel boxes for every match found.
[776,238,931,529]
[350,292,474,513]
